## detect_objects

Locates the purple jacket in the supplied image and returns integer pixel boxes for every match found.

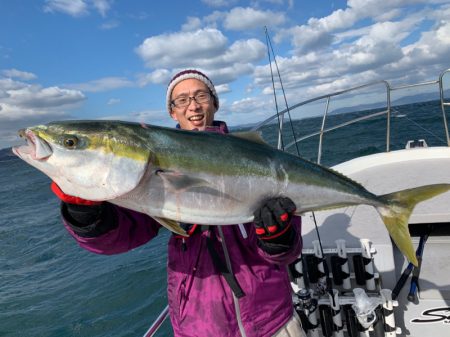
[63,206,302,337]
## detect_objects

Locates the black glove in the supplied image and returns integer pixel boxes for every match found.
[52,180,110,233]
[253,197,297,253]
[61,202,118,238]
[64,203,104,226]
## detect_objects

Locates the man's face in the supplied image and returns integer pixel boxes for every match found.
[169,78,216,130]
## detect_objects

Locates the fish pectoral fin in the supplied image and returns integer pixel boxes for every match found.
[229,131,268,145]
[153,216,188,237]
[156,170,212,192]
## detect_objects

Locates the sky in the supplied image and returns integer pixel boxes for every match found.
[1,0,450,149]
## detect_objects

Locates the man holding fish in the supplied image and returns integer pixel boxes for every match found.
[52,69,306,337]
[15,67,448,336]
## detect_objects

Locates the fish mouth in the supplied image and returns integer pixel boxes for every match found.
[12,129,53,161]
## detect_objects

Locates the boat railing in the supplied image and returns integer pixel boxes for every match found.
[439,69,450,146]
[251,69,450,164]
[142,304,169,337]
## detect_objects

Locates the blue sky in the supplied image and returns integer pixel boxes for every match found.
[1,0,450,149]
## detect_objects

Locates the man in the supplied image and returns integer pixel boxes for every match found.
[53,69,305,336]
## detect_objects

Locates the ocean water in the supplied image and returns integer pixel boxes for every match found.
[0,100,447,337]
[0,161,172,337]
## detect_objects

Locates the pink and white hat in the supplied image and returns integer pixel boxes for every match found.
[166,69,219,112]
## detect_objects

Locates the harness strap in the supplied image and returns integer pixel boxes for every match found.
[204,226,245,298]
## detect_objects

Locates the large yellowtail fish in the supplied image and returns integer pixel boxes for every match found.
[13,120,450,266]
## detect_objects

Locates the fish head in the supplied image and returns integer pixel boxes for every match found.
[12,121,151,201]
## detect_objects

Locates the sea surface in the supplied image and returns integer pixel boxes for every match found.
[0,100,447,337]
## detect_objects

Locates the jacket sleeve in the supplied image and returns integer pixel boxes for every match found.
[61,202,162,255]
[255,216,302,265]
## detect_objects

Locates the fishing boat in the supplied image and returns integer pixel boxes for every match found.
[144,69,450,336]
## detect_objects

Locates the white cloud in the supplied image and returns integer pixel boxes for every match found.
[201,63,256,86]
[274,1,431,53]
[203,11,225,28]
[206,39,266,67]
[7,85,85,109]
[254,54,320,89]
[107,98,121,105]
[182,17,202,31]
[0,106,71,149]
[137,69,171,86]
[136,28,266,87]
[136,28,229,69]
[0,77,84,121]
[0,77,29,91]
[398,19,450,71]
[0,45,12,60]
[329,20,412,72]
[66,77,134,92]
[92,0,111,17]
[275,8,358,53]
[201,0,238,7]
[100,20,120,30]
[43,0,112,17]
[223,7,286,31]
[2,69,37,81]
[0,76,86,149]
[99,109,173,128]
[215,84,231,95]
[0,103,67,121]
[230,96,270,114]
[196,6,286,32]
[250,1,450,110]
[44,0,89,17]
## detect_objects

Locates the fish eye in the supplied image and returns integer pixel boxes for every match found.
[63,136,79,149]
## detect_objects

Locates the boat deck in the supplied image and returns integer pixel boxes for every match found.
[300,146,450,290]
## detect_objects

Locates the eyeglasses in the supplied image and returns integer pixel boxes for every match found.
[171,91,212,109]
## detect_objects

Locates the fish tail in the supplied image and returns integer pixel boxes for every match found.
[376,184,450,266]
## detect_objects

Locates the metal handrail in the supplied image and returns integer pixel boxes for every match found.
[251,80,389,133]
[439,69,450,146]
[251,80,391,154]
[142,305,169,337]
[283,109,389,152]
[251,69,450,162]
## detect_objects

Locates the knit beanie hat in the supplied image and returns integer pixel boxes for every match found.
[166,69,219,113]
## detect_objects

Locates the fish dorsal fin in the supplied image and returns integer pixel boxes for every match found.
[230,131,267,145]
[325,165,364,187]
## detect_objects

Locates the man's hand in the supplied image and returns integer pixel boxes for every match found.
[51,182,104,227]
[253,197,296,241]
[51,182,102,205]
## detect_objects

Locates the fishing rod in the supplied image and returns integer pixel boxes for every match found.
[392,225,432,301]
[264,26,300,155]
[264,26,333,300]
[265,26,285,151]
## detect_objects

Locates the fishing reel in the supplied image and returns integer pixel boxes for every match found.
[294,289,319,326]
[295,288,318,313]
